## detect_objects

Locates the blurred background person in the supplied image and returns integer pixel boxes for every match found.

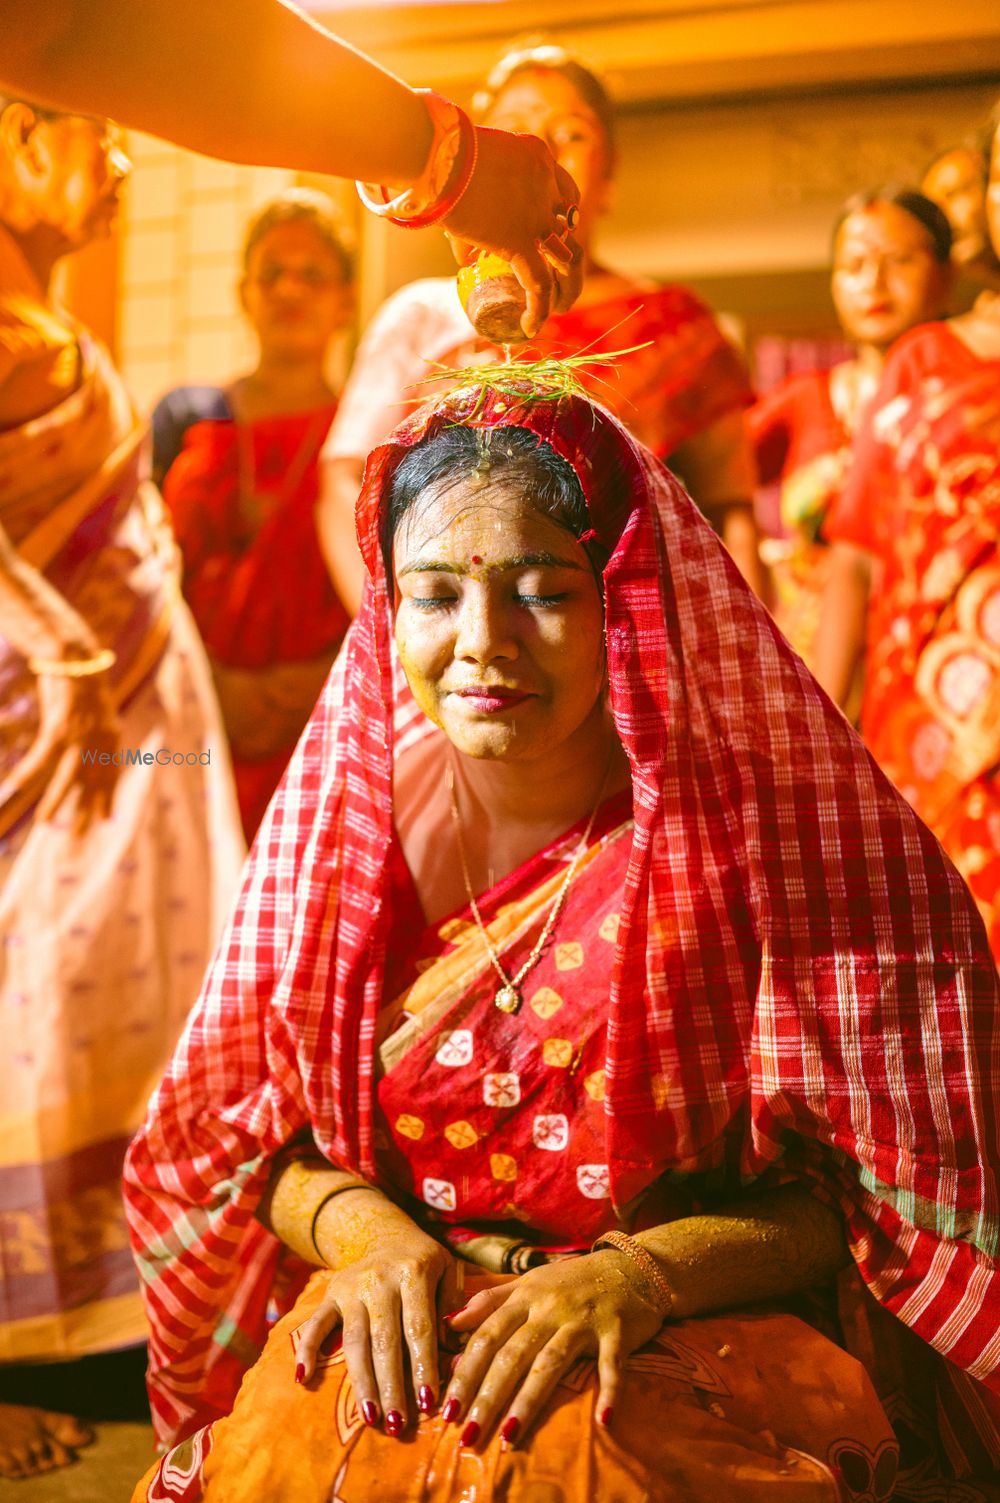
[153,190,353,841]
[0,98,243,1480]
[922,139,1000,294]
[749,187,953,673]
[318,40,769,614]
[816,104,1000,964]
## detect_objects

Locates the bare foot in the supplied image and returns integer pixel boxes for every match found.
[0,1404,94,1480]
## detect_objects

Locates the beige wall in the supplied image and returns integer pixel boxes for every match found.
[604,82,998,282]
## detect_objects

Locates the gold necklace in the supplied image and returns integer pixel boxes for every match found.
[232,397,331,547]
[447,755,612,1014]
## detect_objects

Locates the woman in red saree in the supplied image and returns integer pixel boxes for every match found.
[319,41,767,615]
[153,190,354,839]
[748,188,952,671]
[126,375,999,1502]
[817,114,1000,964]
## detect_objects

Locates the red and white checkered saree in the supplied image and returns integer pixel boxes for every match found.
[124,385,1000,1461]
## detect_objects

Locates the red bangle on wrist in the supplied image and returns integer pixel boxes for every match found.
[357,90,478,231]
[387,111,477,229]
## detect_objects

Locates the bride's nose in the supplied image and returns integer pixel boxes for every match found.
[454,583,518,664]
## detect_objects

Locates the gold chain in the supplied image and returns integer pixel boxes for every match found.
[28,647,117,678]
[447,754,612,1014]
[233,404,330,542]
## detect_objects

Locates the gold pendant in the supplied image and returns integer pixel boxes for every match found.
[494,985,522,1015]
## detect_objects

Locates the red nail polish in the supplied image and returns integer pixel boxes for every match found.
[418,1385,435,1414]
[599,1407,614,1428]
[444,1306,468,1325]
[460,1420,481,1448]
[500,1416,520,1445]
[385,1410,404,1436]
[441,1397,461,1424]
[294,1362,305,1385]
[361,1400,379,1426]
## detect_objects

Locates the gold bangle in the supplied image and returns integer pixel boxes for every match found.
[591,1229,673,1319]
[28,648,116,678]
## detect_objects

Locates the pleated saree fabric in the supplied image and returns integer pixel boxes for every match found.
[0,227,244,1367]
[124,384,1000,1482]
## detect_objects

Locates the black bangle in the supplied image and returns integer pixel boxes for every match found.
[310,1181,380,1255]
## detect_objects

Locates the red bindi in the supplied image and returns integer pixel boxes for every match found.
[471,554,483,565]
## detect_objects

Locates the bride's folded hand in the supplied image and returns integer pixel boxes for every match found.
[440,1249,667,1448]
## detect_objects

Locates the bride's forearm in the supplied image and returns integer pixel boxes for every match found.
[260,1154,421,1269]
[634,1183,850,1321]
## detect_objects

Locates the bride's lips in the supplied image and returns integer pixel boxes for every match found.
[451,686,533,713]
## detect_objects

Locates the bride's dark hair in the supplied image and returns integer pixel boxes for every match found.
[381,423,593,580]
